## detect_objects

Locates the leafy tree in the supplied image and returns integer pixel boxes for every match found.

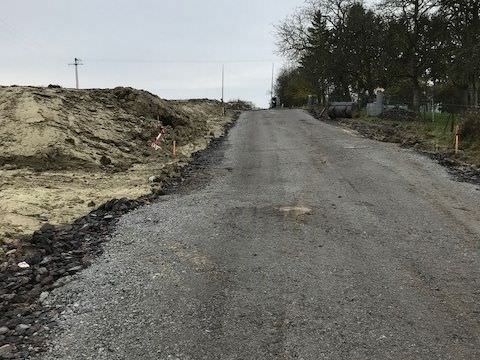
[300,10,331,104]
[274,0,478,112]
[381,0,440,110]
[440,0,480,107]
[297,2,386,103]
[341,3,386,103]
[275,67,314,107]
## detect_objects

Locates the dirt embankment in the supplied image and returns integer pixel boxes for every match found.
[0,86,207,171]
[0,86,249,246]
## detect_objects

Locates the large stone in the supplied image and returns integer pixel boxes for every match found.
[15,323,30,334]
[0,344,15,357]
[100,155,112,166]
[37,267,49,275]
[68,265,83,273]
[39,223,55,233]
[39,291,49,303]
[149,175,161,183]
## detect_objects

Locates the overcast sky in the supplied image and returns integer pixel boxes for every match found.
[0,0,308,107]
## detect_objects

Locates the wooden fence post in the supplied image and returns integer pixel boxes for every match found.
[455,125,460,155]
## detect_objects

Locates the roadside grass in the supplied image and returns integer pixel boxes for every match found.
[354,113,480,167]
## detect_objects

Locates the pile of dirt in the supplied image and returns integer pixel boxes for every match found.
[0,119,238,358]
[225,100,255,111]
[336,118,421,147]
[0,86,244,244]
[380,107,417,121]
[0,86,207,171]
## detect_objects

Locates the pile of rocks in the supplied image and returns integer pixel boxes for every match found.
[0,198,143,358]
[429,152,480,185]
[381,107,417,121]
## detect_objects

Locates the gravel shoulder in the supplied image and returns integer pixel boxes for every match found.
[34,110,480,360]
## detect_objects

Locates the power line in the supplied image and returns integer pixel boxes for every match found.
[83,57,275,65]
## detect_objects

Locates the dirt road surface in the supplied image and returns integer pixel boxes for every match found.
[38,110,479,359]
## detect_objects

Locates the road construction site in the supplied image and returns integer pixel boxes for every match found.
[1,103,479,359]
[0,86,243,245]
[34,109,479,360]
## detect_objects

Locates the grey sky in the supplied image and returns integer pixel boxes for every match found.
[0,0,307,107]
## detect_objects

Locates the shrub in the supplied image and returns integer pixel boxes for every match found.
[460,111,480,140]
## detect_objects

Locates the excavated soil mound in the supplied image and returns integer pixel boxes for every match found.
[0,86,205,171]
[0,86,244,244]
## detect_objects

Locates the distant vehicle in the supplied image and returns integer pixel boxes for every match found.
[270,96,278,109]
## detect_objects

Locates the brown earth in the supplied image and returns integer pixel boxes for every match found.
[0,86,250,247]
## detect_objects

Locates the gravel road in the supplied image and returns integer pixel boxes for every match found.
[38,110,480,359]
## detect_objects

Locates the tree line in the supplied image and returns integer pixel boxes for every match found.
[275,0,480,111]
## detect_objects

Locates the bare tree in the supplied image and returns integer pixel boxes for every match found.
[275,5,315,61]
[274,0,357,62]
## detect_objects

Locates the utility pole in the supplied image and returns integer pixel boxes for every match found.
[221,64,225,116]
[270,63,275,99]
[68,58,83,89]
[270,63,278,109]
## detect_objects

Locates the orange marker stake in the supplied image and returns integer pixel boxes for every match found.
[455,125,460,155]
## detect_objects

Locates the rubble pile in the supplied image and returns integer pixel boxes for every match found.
[380,107,417,121]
